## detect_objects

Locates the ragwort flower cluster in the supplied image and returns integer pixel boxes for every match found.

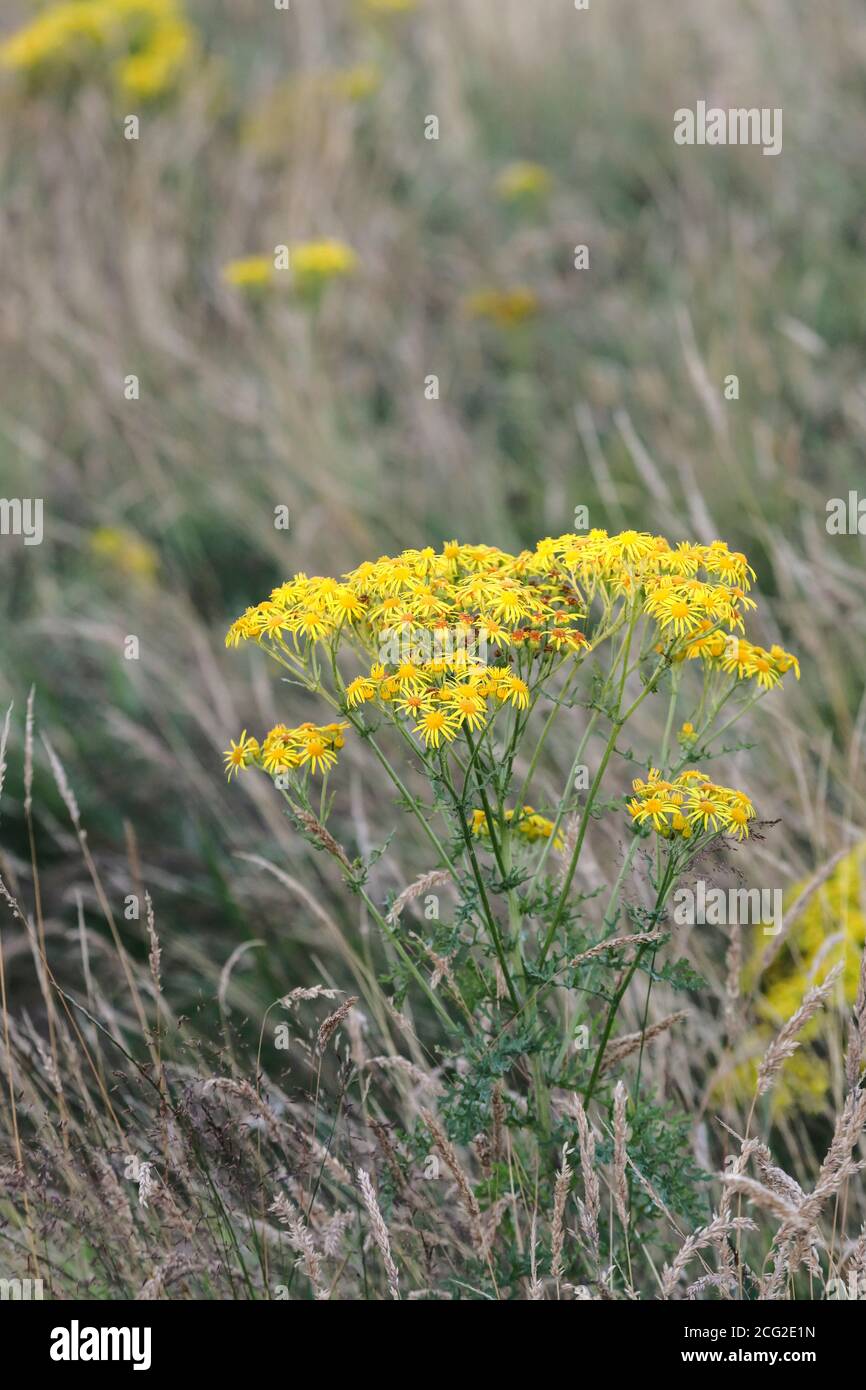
[224,531,797,782]
[628,768,757,841]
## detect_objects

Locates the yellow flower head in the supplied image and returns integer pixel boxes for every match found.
[495,673,530,710]
[496,161,553,203]
[291,239,358,292]
[628,770,755,841]
[1,0,194,100]
[413,706,459,749]
[226,722,348,780]
[222,256,276,290]
[471,805,564,851]
[464,288,539,329]
[331,64,381,102]
[345,675,377,708]
[89,526,158,583]
[0,4,108,72]
[223,731,260,780]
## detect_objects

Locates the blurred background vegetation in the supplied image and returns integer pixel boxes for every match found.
[1,0,865,1145]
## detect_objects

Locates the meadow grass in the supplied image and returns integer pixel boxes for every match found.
[0,0,865,1299]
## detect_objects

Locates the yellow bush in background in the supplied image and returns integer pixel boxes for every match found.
[727,845,866,1113]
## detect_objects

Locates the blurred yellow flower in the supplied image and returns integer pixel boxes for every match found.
[464,287,539,329]
[721,843,866,1114]
[243,67,382,153]
[291,239,358,293]
[360,0,417,14]
[0,0,194,100]
[221,256,276,290]
[116,16,191,97]
[0,3,106,70]
[472,806,564,851]
[331,64,381,102]
[496,161,553,203]
[89,526,159,583]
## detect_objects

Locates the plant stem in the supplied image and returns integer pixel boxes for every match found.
[582,862,676,1107]
[538,648,668,967]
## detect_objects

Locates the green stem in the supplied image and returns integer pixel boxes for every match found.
[441,759,522,1012]
[538,645,668,967]
[358,886,460,1035]
[583,861,676,1107]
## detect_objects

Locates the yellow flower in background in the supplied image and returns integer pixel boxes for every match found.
[515,807,564,848]
[757,845,866,1027]
[116,14,191,97]
[221,256,276,290]
[243,68,382,155]
[496,161,553,204]
[331,64,381,102]
[721,844,866,1115]
[464,288,539,329]
[472,806,564,851]
[0,3,107,71]
[359,0,417,14]
[291,239,358,294]
[0,0,194,100]
[89,526,159,583]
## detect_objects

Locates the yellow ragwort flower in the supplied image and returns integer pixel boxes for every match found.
[495,161,553,203]
[291,240,358,292]
[222,256,276,290]
[464,288,539,329]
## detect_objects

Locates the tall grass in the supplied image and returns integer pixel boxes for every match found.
[1,0,865,1298]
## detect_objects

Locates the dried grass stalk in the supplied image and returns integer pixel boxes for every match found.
[568,931,663,969]
[420,1107,486,1259]
[756,964,842,1096]
[294,810,353,874]
[144,892,161,994]
[661,1213,756,1300]
[600,1012,686,1074]
[317,997,360,1054]
[357,1168,400,1300]
[845,947,866,1092]
[550,1144,571,1281]
[387,870,452,925]
[612,1081,629,1229]
[271,1193,329,1300]
[572,1097,600,1269]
